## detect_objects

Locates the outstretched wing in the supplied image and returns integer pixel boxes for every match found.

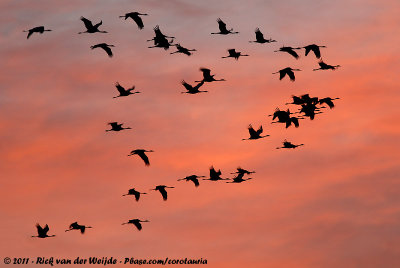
[194,81,204,90]
[209,166,218,177]
[134,192,141,201]
[191,178,199,187]
[279,70,286,80]
[133,221,142,230]
[217,18,227,31]
[181,80,192,91]
[304,46,311,56]
[108,122,118,128]
[94,20,103,29]
[319,61,329,68]
[256,125,263,135]
[36,224,44,235]
[287,70,295,81]
[127,188,136,195]
[312,47,321,58]
[102,46,113,57]
[115,83,126,94]
[291,117,299,128]
[272,108,280,120]
[255,28,264,41]
[200,68,211,77]
[286,49,299,59]
[283,141,292,147]
[159,188,168,200]
[80,16,93,29]
[137,151,150,166]
[248,125,257,137]
[320,98,334,108]
[69,222,79,229]
[132,15,144,29]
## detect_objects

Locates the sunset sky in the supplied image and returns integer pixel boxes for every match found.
[1,0,400,267]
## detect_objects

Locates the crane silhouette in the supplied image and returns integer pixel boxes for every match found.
[222,49,249,60]
[170,44,196,56]
[227,172,253,183]
[274,116,301,128]
[269,108,301,128]
[181,80,206,94]
[78,17,107,34]
[303,44,326,58]
[269,108,289,120]
[151,185,174,201]
[313,60,340,71]
[148,36,174,50]
[32,224,55,238]
[177,175,205,187]
[249,28,276,43]
[211,18,238,35]
[113,82,140,98]
[90,43,114,57]
[203,166,229,181]
[242,124,270,140]
[122,188,147,201]
[148,25,174,41]
[272,67,301,81]
[269,108,290,121]
[119,12,148,29]
[195,68,225,83]
[286,94,319,106]
[231,167,255,175]
[23,26,51,39]
[276,140,304,149]
[286,95,310,105]
[318,97,340,108]
[106,122,131,132]
[128,149,154,166]
[147,25,174,50]
[274,46,302,59]
[298,103,323,120]
[65,222,92,234]
[122,219,149,231]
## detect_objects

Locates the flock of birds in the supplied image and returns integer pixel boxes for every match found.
[25,13,340,238]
